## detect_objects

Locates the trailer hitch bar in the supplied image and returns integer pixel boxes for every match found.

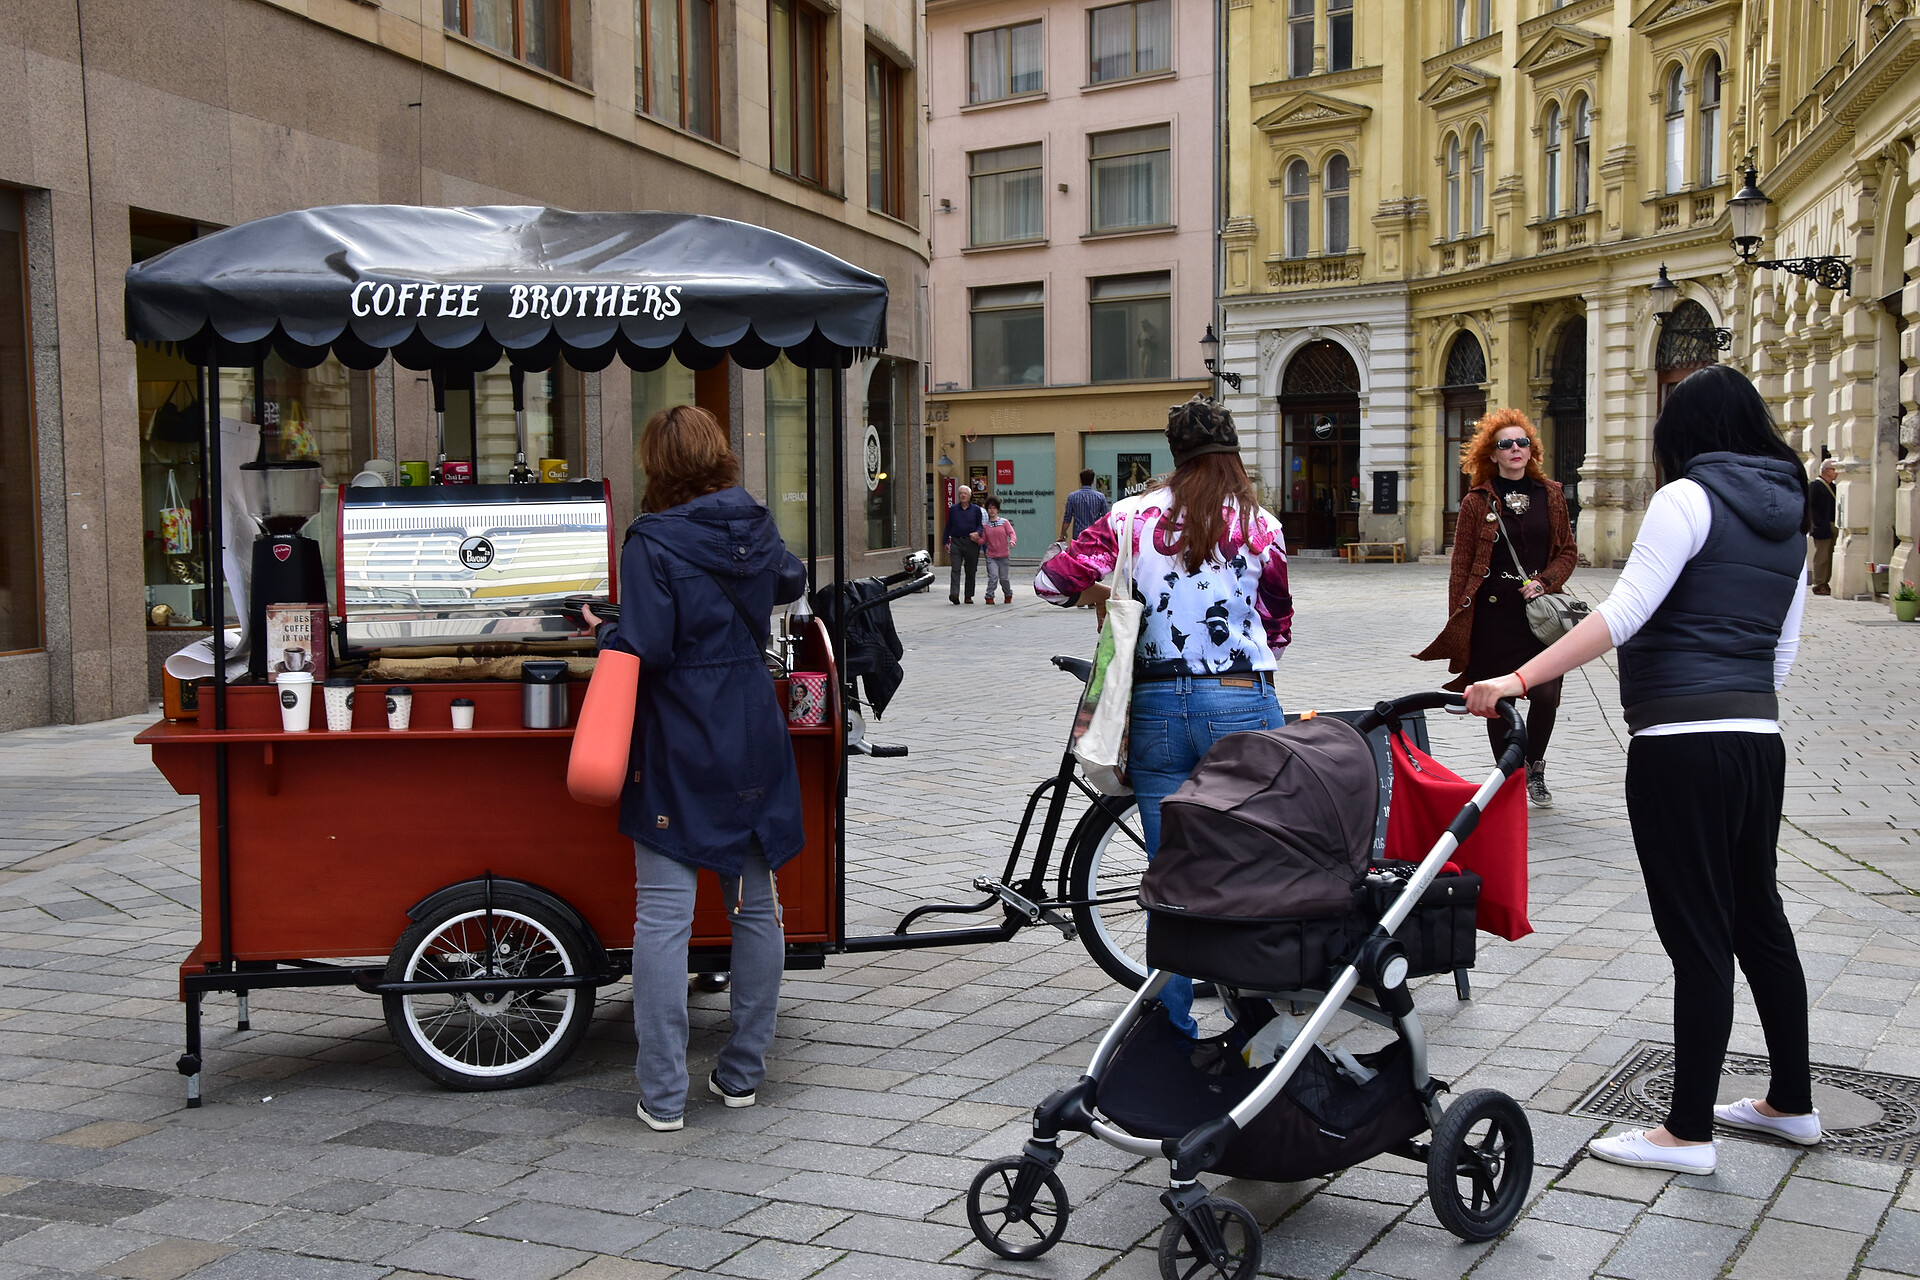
[356,973,611,996]
[973,877,1077,940]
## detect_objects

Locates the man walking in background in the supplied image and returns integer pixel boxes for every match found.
[1809,456,1837,596]
[1060,469,1110,541]
[945,485,985,603]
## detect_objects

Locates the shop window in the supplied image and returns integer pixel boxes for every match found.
[970,144,1043,246]
[1088,0,1170,84]
[1287,0,1314,77]
[636,0,718,140]
[971,284,1044,388]
[1284,159,1310,258]
[0,192,40,654]
[1328,0,1353,71]
[1571,95,1591,212]
[1698,55,1722,187]
[864,359,913,550]
[444,0,569,76]
[1090,124,1170,232]
[1543,103,1562,220]
[866,48,908,220]
[968,20,1042,102]
[632,358,698,508]
[770,0,828,185]
[1324,155,1350,254]
[1663,64,1686,194]
[764,355,834,556]
[1089,273,1171,383]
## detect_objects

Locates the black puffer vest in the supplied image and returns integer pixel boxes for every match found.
[1616,452,1806,733]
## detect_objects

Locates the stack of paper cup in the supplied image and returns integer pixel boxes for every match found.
[278,671,315,732]
[323,679,354,731]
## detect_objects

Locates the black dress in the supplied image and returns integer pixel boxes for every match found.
[1464,476,1551,683]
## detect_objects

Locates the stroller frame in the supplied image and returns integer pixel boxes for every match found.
[967,692,1533,1280]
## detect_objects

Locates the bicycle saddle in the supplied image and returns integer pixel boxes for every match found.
[1050,655,1094,683]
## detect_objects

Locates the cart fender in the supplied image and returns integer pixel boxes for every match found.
[404,878,613,979]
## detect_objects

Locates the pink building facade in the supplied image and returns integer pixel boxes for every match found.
[923,0,1214,556]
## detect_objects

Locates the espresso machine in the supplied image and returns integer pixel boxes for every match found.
[244,391,327,678]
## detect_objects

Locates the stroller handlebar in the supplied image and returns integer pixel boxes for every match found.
[1357,692,1528,778]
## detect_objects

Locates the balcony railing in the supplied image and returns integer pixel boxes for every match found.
[1532,211,1595,255]
[1264,253,1364,289]
[1433,233,1491,273]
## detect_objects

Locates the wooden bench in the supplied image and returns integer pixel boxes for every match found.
[1341,541,1407,564]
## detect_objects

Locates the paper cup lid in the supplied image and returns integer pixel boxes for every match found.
[388,685,413,695]
[278,670,314,684]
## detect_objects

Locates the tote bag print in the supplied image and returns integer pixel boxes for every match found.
[160,470,193,556]
[1071,515,1143,795]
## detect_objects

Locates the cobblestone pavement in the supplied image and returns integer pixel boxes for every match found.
[1,561,1918,1280]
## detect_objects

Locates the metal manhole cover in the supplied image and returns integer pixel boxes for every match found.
[1571,1042,1920,1166]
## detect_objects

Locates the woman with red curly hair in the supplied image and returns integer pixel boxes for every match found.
[1415,407,1576,804]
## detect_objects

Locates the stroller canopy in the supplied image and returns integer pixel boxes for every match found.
[1140,716,1378,920]
[123,205,889,372]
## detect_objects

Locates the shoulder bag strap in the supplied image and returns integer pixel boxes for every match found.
[1491,506,1531,584]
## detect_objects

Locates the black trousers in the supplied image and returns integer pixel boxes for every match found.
[948,542,979,599]
[1625,732,1811,1141]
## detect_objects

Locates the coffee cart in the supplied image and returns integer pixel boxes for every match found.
[128,207,1143,1105]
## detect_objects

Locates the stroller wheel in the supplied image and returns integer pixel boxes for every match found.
[1426,1088,1534,1242]
[1156,1196,1259,1280]
[967,1156,1070,1259]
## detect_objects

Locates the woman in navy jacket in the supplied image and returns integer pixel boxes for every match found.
[586,405,807,1131]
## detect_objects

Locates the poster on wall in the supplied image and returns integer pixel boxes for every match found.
[1118,453,1153,498]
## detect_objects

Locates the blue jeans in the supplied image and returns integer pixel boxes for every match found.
[1130,676,1285,1036]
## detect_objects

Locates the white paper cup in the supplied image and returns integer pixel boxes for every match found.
[386,686,413,731]
[277,671,314,732]
[450,698,475,730]
[323,680,354,731]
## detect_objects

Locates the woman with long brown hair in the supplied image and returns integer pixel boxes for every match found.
[1036,397,1294,1035]
[1415,407,1576,805]
[583,405,807,1130]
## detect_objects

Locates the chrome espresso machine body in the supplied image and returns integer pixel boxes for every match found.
[336,481,614,654]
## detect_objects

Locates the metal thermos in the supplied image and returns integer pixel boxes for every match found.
[521,660,570,728]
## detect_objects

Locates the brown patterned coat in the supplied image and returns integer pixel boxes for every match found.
[1414,479,1577,690]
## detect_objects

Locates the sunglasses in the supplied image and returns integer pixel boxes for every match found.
[1494,438,1532,450]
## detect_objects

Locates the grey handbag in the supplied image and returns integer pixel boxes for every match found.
[1493,507,1590,646]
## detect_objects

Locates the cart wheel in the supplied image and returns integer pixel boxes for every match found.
[1156,1196,1260,1280]
[383,885,596,1091]
[1066,797,1148,989]
[1426,1088,1533,1242]
[967,1157,1070,1260]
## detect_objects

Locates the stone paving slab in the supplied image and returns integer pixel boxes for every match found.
[0,564,1916,1277]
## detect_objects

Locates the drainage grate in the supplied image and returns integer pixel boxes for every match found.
[1571,1041,1920,1167]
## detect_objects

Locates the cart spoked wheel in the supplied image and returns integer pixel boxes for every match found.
[1156,1196,1260,1280]
[383,886,595,1090]
[966,1157,1070,1260]
[1426,1088,1533,1241]
[1066,797,1148,989]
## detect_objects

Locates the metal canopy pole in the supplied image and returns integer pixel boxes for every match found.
[831,363,848,948]
[804,366,818,596]
[202,360,233,969]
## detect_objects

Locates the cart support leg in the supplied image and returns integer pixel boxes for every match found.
[236,991,250,1032]
[177,991,203,1109]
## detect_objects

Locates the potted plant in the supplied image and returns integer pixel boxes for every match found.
[1896,580,1918,623]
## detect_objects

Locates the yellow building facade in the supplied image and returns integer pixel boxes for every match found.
[1218,0,1917,588]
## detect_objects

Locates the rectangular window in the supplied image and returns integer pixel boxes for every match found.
[971,284,1045,388]
[1288,0,1314,77]
[969,144,1043,245]
[968,21,1043,102]
[867,49,907,219]
[1088,0,1171,84]
[1328,0,1353,71]
[636,0,718,139]
[764,356,834,555]
[770,0,827,185]
[0,192,41,654]
[1090,124,1171,232]
[1089,273,1171,383]
[444,0,569,76]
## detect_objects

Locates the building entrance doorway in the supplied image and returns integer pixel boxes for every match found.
[1656,300,1718,409]
[1440,332,1487,547]
[1277,340,1361,550]
[1546,319,1586,531]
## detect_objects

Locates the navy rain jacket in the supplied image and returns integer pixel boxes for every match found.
[605,487,809,875]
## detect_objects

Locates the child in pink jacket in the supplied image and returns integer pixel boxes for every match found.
[979,498,1018,603]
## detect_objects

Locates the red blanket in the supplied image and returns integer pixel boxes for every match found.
[1382,733,1532,941]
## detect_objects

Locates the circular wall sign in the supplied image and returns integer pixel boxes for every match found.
[864,424,883,492]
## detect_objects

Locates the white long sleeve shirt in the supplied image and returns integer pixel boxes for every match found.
[1591,478,1806,737]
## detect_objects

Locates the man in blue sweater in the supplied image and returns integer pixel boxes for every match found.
[944,486,985,604]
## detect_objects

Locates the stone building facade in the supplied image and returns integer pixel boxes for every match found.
[0,0,928,728]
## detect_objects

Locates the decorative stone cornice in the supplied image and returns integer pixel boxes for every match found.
[1769,20,1920,199]
[1420,64,1500,108]
[1251,65,1384,100]
[1514,24,1611,80]
[1255,92,1373,136]
[1423,31,1503,80]
[1629,0,1739,35]
[1518,0,1613,45]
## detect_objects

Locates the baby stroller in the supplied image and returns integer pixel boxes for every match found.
[965,692,1533,1280]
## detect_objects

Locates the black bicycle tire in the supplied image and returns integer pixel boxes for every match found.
[1065,796,1149,989]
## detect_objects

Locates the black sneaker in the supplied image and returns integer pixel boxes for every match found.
[1526,761,1553,808]
[708,1071,756,1108]
[690,972,730,993]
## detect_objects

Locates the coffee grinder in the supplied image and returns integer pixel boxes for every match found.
[244,379,327,679]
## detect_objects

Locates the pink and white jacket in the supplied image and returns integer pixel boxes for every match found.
[1034,491,1293,677]
[980,516,1018,558]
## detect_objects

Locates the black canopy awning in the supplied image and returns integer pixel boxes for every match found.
[124,205,889,372]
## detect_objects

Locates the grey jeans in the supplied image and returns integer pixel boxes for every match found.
[633,842,784,1120]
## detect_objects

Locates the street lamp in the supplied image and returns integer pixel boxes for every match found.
[1650,263,1731,350]
[1726,166,1854,292]
[1200,324,1242,394]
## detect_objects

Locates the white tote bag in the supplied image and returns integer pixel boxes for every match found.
[1070,514,1143,795]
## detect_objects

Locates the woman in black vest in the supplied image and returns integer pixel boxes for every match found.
[1465,365,1816,1175]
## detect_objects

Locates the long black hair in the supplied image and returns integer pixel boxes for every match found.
[1652,364,1809,531]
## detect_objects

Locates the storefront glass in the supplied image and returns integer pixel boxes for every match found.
[632,358,697,509]
[765,355,833,558]
[0,192,41,654]
[1083,429,1171,502]
[863,359,912,551]
[965,434,1054,555]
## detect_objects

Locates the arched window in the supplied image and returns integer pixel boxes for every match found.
[1543,103,1563,219]
[1324,155,1351,254]
[1446,135,1462,240]
[1284,159,1310,259]
[1453,0,1469,46]
[1698,54,1722,186]
[1571,94,1592,212]
[1468,128,1487,234]
[1453,0,1488,45]
[1664,65,1686,194]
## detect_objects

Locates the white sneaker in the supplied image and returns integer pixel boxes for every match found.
[708,1070,756,1108]
[636,1102,684,1132]
[1713,1098,1822,1146]
[1588,1128,1718,1175]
